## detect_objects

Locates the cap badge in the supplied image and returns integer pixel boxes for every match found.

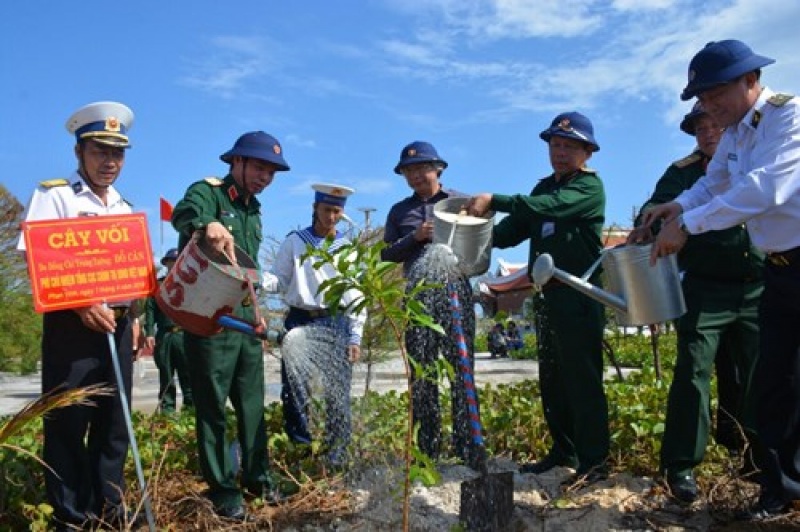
[273,144,281,155]
[408,149,417,156]
[557,118,572,131]
[105,116,121,133]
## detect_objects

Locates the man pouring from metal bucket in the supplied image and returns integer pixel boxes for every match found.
[465,112,610,485]
[171,131,290,521]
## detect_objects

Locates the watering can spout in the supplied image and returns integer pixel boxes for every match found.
[531,253,628,314]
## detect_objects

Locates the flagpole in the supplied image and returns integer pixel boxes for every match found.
[159,197,166,260]
[160,213,164,260]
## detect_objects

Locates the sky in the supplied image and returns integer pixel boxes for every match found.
[3,0,800,274]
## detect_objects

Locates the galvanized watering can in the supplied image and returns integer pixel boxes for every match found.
[432,197,494,277]
[531,243,686,327]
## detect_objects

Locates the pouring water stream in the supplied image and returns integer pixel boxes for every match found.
[446,208,467,249]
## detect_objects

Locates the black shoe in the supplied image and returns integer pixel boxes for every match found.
[519,454,575,474]
[667,474,698,503]
[215,504,247,521]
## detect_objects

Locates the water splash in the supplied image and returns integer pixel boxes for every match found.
[405,243,477,462]
[281,322,353,465]
[411,243,462,283]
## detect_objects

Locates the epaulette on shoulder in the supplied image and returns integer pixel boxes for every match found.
[673,152,702,169]
[204,177,224,186]
[767,93,794,107]
[39,178,69,189]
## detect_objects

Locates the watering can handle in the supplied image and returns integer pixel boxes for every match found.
[218,315,268,340]
[580,250,606,282]
[221,248,265,327]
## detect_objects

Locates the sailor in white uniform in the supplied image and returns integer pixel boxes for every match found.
[266,183,366,466]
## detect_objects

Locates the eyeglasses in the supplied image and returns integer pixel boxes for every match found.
[84,145,125,162]
[402,163,438,175]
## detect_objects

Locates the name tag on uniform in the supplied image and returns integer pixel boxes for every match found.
[542,221,555,239]
[727,153,737,161]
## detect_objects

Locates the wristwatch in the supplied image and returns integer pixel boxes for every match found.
[676,214,689,235]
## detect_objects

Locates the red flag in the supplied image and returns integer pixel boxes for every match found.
[160,197,173,222]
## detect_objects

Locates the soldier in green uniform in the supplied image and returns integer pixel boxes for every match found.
[143,248,193,413]
[629,103,763,502]
[171,131,290,521]
[466,111,609,483]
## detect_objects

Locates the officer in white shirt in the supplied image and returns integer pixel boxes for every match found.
[646,40,800,520]
[17,101,138,530]
[266,183,366,467]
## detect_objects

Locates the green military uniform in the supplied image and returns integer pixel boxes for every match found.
[644,151,764,480]
[144,287,193,412]
[491,168,609,473]
[172,175,270,511]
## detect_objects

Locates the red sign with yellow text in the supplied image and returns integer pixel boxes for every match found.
[22,213,157,312]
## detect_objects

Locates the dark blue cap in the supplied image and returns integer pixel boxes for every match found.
[161,247,179,265]
[539,112,599,152]
[679,101,708,136]
[681,40,774,101]
[394,141,448,174]
[220,131,290,171]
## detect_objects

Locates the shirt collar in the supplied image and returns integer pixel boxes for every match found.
[739,86,774,133]
[71,170,124,206]
[224,174,260,209]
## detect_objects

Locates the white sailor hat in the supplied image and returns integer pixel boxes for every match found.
[312,183,354,207]
[65,101,134,148]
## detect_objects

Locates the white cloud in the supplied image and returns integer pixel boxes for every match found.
[484,0,605,38]
[374,0,800,127]
[612,0,675,10]
[179,36,279,98]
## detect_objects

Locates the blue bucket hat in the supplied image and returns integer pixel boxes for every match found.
[219,131,290,171]
[681,40,775,101]
[539,112,600,152]
[393,141,448,174]
[161,247,179,265]
[679,101,708,136]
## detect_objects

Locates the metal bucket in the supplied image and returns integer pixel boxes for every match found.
[602,244,686,327]
[432,197,494,276]
[155,238,260,336]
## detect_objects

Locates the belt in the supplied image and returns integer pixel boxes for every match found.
[111,306,129,320]
[290,306,332,318]
[766,246,800,267]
